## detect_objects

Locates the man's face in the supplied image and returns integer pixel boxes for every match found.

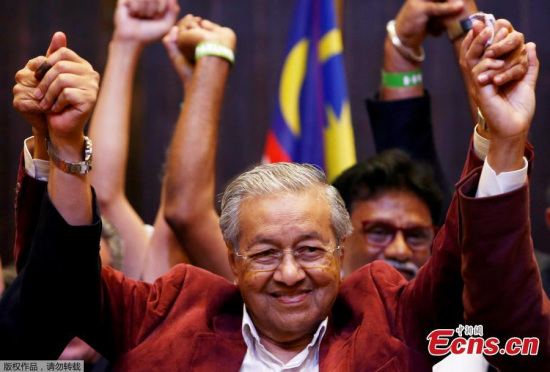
[229,191,341,344]
[342,190,433,281]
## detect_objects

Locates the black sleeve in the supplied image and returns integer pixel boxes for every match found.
[366,92,452,224]
[0,190,102,359]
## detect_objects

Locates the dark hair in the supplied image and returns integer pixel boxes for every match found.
[332,149,442,222]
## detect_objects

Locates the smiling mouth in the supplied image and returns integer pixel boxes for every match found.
[270,290,312,304]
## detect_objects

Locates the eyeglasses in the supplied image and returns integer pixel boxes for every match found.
[235,245,341,271]
[361,220,436,251]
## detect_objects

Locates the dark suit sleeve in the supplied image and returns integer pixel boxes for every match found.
[458,167,550,370]
[366,92,451,223]
[397,143,482,355]
[398,142,548,369]
[0,190,102,359]
[13,151,47,273]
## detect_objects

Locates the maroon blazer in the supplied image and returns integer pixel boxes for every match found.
[5,144,548,371]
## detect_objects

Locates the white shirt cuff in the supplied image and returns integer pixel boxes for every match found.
[473,125,490,160]
[24,137,50,181]
[476,157,528,198]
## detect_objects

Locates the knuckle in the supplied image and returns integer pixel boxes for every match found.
[55,60,69,72]
[14,69,25,82]
[91,70,101,85]
[57,46,69,56]
[56,73,69,87]
[12,98,21,110]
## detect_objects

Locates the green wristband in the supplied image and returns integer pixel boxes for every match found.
[195,41,235,65]
[381,70,422,88]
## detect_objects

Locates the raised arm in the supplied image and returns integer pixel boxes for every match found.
[367,0,464,223]
[444,0,529,126]
[89,0,180,279]
[380,0,463,101]
[457,23,549,369]
[162,16,235,280]
[1,32,101,358]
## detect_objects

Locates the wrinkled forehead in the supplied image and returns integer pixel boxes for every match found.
[238,190,336,245]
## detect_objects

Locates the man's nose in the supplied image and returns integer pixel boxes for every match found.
[273,251,306,286]
[383,231,413,262]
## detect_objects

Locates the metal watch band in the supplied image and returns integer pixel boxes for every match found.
[46,136,93,174]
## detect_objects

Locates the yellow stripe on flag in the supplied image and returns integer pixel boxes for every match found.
[279,39,309,137]
[324,102,356,181]
[318,29,343,63]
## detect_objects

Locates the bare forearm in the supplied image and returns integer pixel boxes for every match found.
[164,57,230,218]
[163,56,233,279]
[31,129,49,160]
[47,136,92,226]
[487,135,527,174]
[380,37,423,101]
[89,40,143,201]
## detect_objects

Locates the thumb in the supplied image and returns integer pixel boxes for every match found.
[163,26,182,61]
[46,32,67,57]
[523,43,539,90]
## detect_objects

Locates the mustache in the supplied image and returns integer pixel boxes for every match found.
[384,259,419,277]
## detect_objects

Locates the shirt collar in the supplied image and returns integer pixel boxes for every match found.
[241,305,328,368]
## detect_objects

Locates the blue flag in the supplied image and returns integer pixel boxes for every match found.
[263,0,356,181]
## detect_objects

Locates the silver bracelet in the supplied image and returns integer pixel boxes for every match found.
[46,136,93,174]
[386,20,425,63]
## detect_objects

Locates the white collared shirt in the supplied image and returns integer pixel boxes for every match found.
[240,306,327,372]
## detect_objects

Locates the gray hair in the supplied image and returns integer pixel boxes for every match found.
[219,162,353,251]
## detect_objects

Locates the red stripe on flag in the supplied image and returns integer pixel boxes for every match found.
[263,131,292,163]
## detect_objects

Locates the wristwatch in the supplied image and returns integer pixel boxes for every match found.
[46,136,93,174]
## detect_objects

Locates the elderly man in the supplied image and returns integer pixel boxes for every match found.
[1,15,548,372]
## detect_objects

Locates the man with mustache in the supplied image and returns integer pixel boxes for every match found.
[332,149,441,281]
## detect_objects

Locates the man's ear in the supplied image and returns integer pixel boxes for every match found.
[226,241,239,283]
[546,207,550,229]
[339,237,346,261]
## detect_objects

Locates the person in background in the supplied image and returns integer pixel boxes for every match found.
[83,0,185,281]
[332,149,441,281]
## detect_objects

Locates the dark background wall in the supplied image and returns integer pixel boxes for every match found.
[2,0,549,264]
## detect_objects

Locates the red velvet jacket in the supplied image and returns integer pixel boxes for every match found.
[2,144,548,371]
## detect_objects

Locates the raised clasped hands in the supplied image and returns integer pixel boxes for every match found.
[162,14,236,90]
[461,20,539,172]
[13,32,99,153]
[394,0,465,50]
[113,0,180,47]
